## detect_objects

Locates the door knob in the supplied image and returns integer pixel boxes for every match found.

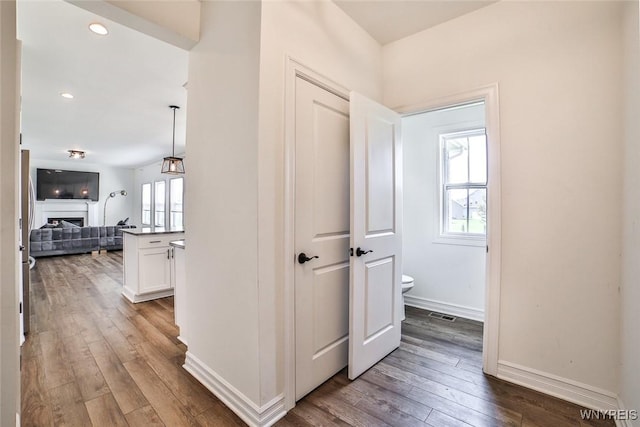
[356,247,373,257]
[298,252,319,264]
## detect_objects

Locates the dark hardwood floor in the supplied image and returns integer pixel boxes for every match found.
[21,253,613,426]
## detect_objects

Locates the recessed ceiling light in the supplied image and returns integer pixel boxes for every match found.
[88,23,108,36]
[60,92,74,99]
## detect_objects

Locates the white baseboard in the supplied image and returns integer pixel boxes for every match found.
[615,397,637,427]
[404,295,484,322]
[497,360,619,413]
[121,287,174,303]
[183,351,286,427]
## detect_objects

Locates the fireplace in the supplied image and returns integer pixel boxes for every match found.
[35,200,98,228]
[47,217,85,227]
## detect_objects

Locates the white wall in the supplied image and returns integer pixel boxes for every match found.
[185,0,262,407]
[403,103,486,319]
[0,1,20,425]
[257,0,381,407]
[620,0,640,419]
[104,0,200,43]
[184,0,382,419]
[69,0,200,50]
[30,158,134,227]
[384,1,623,394]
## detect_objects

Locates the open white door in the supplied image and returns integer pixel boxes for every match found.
[348,92,402,380]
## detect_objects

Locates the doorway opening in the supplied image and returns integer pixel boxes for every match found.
[396,85,502,379]
[401,101,487,323]
[17,0,189,338]
[400,100,488,372]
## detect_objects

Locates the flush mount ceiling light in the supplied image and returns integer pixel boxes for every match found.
[68,150,85,159]
[60,92,74,99]
[88,22,109,36]
[161,105,185,175]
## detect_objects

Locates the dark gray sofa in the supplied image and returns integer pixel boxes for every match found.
[30,225,136,257]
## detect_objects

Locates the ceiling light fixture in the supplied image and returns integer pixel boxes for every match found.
[88,23,109,36]
[60,92,74,99]
[161,105,185,175]
[68,149,85,159]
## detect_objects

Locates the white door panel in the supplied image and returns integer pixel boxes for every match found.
[312,262,349,352]
[312,104,350,237]
[366,118,396,234]
[295,77,350,400]
[349,91,402,380]
[364,256,395,342]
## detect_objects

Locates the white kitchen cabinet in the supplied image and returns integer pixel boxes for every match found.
[122,229,184,303]
[139,246,172,294]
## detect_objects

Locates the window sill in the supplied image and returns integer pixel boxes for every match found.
[433,235,486,247]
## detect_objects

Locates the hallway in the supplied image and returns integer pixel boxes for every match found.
[21,253,613,426]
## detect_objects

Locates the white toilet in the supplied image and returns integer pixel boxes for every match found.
[401,274,415,321]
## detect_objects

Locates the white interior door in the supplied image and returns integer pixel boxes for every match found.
[295,77,351,400]
[348,91,402,380]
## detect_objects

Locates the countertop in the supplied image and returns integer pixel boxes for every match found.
[170,239,185,249]
[122,227,185,236]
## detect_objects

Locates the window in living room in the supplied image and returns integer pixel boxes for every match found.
[170,177,184,228]
[154,180,166,227]
[142,183,151,226]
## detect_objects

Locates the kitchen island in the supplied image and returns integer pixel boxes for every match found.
[122,227,185,303]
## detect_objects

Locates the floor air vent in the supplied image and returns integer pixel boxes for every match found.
[428,311,457,322]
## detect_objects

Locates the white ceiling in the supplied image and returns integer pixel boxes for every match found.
[17,0,492,169]
[333,0,496,45]
[17,0,188,168]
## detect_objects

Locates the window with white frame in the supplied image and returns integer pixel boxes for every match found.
[154,181,166,227]
[141,178,185,229]
[440,129,487,238]
[141,183,151,225]
[169,178,184,228]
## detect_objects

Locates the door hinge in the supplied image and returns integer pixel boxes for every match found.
[19,302,22,314]
[486,245,489,253]
[349,248,354,256]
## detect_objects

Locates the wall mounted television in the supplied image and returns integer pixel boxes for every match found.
[36,169,100,201]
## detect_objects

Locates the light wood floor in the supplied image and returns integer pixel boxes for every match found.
[21,252,613,426]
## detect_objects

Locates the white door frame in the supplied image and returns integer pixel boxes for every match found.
[394,84,502,376]
[283,65,502,409]
[283,57,350,411]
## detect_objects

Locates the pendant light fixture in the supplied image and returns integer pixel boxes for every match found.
[161,105,185,174]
